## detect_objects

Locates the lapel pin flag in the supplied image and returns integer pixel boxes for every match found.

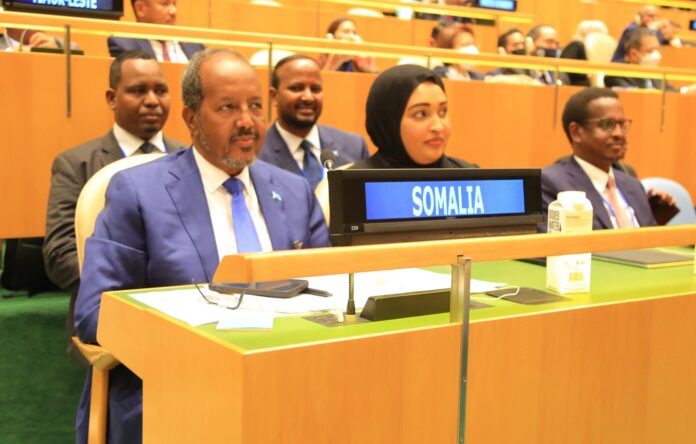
[272,191,282,202]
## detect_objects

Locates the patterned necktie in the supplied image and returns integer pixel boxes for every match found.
[160,41,171,62]
[300,139,323,190]
[138,142,156,154]
[222,178,262,253]
[606,176,634,229]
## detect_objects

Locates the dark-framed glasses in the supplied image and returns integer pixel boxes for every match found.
[582,118,632,133]
[192,279,244,310]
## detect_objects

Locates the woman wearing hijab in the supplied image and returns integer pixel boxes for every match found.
[352,64,477,169]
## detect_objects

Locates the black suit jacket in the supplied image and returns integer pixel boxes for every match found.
[540,156,656,231]
[107,37,205,59]
[258,123,369,175]
[43,130,185,296]
[604,74,675,91]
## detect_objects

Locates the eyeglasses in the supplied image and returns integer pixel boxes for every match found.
[582,118,633,133]
[192,279,244,310]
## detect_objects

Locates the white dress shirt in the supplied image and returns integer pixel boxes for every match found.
[112,123,166,157]
[149,40,189,63]
[192,148,273,259]
[275,122,323,176]
[574,155,640,228]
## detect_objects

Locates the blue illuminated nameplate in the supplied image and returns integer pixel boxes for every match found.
[477,0,516,11]
[365,179,525,221]
[7,0,114,10]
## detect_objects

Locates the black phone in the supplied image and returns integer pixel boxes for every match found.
[209,279,309,298]
[486,287,566,305]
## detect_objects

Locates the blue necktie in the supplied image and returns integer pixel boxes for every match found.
[222,178,262,254]
[300,140,323,190]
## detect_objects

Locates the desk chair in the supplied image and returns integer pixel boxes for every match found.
[71,152,166,444]
[585,32,617,87]
[641,177,696,225]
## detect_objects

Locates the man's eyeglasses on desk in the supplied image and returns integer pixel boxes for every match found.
[193,279,244,310]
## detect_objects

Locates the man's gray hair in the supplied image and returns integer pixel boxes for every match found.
[624,27,656,53]
[182,47,247,112]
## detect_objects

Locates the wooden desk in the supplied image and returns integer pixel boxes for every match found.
[98,257,696,443]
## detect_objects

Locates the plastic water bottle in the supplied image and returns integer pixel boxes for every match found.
[546,191,593,294]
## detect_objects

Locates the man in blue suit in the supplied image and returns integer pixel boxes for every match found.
[259,55,369,189]
[74,48,329,444]
[541,88,672,231]
[108,0,205,62]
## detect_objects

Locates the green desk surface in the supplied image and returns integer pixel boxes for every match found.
[113,258,696,353]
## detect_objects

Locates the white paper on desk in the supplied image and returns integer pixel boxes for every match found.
[300,268,507,309]
[130,288,266,327]
[216,314,274,330]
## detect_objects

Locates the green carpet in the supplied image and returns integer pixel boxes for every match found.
[0,289,85,444]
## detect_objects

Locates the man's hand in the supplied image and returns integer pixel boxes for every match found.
[28,31,59,49]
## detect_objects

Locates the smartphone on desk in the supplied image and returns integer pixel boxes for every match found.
[209,280,309,298]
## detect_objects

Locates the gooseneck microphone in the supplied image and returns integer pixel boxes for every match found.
[320,150,336,171]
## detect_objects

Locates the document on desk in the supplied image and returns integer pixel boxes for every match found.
[129,269,505,327]
[300,268,507,308]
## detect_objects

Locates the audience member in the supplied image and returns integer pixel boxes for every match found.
[560,20,609,86]
[433,25,485,81]
[108,0,205,62]
[541,88,673,230]
[73,48,329,444]
[352,64,477,169]
[1,28,65,51]
[658,19,682,47]
[526,24,569,85]
[318,18,378,73]
[43,50,185,364]
[611,4,665,62]
[604,28,674,90]
[486,28,541,84]
[259,55,369,189]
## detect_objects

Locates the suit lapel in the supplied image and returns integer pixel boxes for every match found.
[98,130,125,169]
[267,124,302,175]
[165,149,220,281]
[250,163,292,250]
[317,125,337,160]
[163,135,185,153]
[566,158,612,229]
[137,39,157,57]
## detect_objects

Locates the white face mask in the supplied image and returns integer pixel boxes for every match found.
[458,45,479,55]
[457,45,478,72]
[640,49,662,67]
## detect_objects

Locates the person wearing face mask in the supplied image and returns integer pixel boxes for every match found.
[318,18,378,73]
[352,64,477,169]
[604,28,675,90]
[526,24,570,85]
[485,28,542,85]
[611,4,666,63]
[433,25,485,81]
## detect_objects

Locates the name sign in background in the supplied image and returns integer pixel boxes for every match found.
[365,180,526,221]
[7,0,113,10]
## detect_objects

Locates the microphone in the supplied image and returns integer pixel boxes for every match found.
[320,150,336,170]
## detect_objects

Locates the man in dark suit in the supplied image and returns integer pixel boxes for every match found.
[604,27,675,91]
[259,55,369,189]
[541,88,673,231]
[107,0,205,62]
[43,51,185,361]
[74,48,329,444]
